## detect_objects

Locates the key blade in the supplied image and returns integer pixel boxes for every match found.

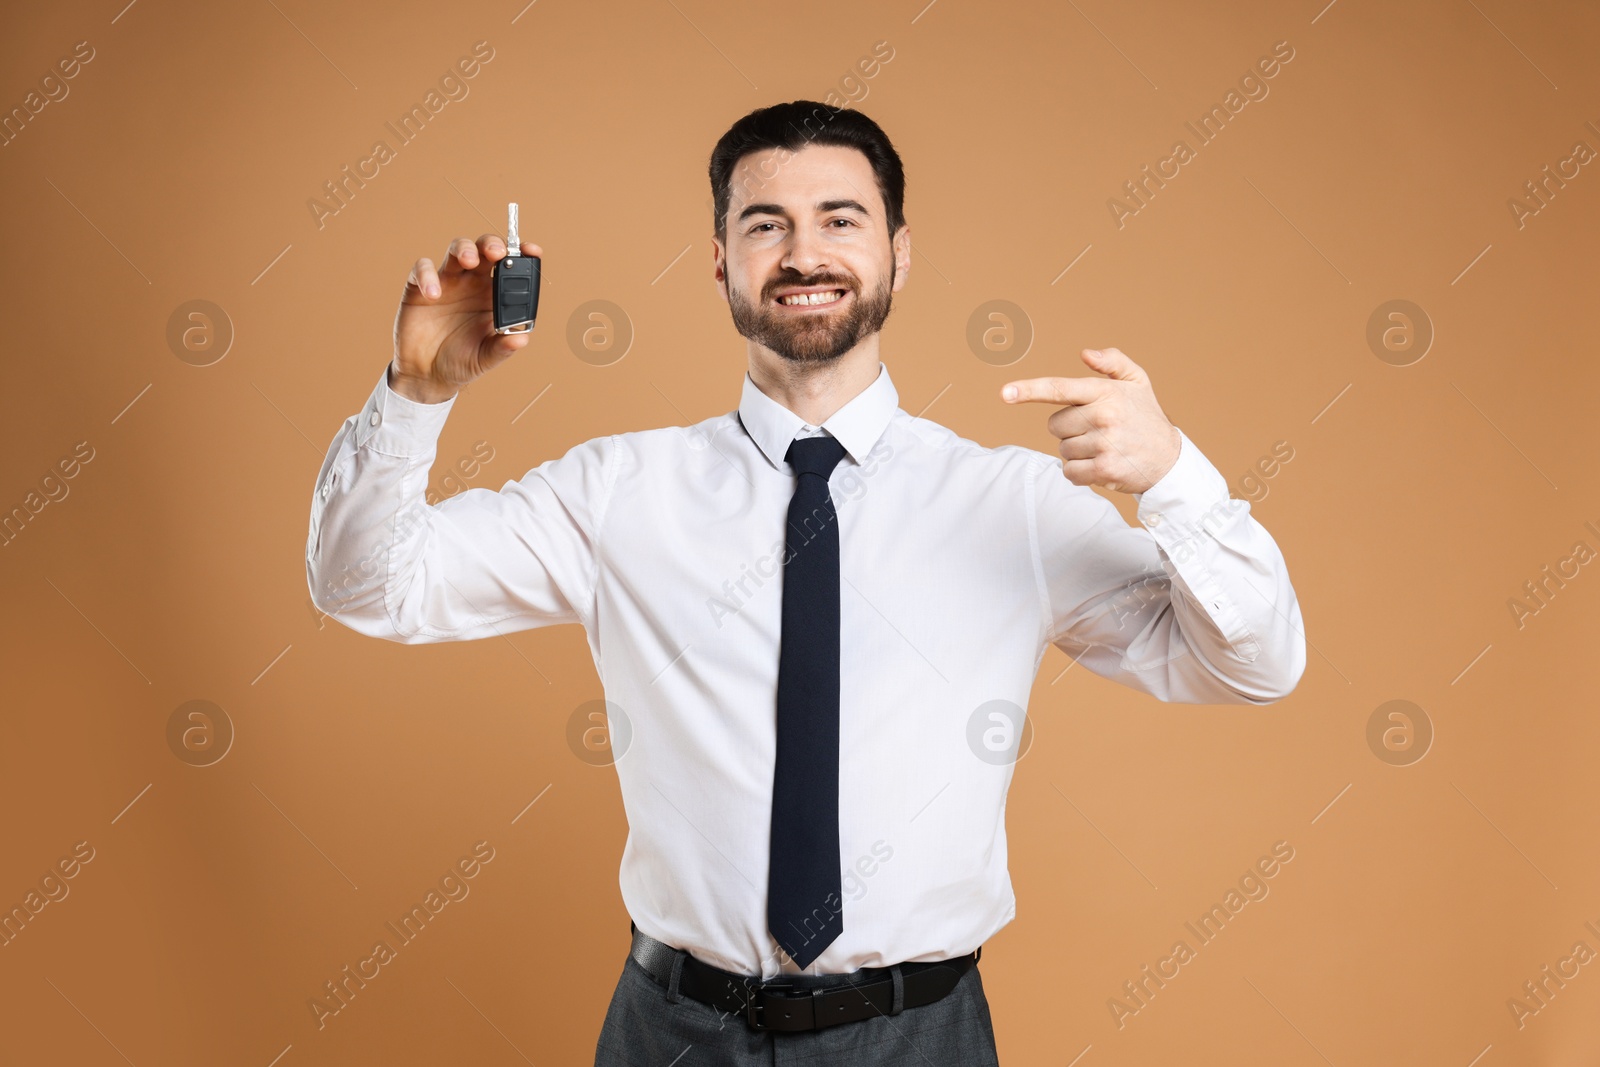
[506,202,520,256]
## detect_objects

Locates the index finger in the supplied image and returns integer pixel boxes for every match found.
[440,235,488,274]
[445,235,543,273]
[1000,376,1108,405]
[441,233,512,275]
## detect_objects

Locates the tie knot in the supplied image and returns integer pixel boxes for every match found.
[785,434,848,479]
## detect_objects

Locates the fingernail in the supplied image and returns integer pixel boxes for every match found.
[427,284,439,298]
[1002,385,1018,401]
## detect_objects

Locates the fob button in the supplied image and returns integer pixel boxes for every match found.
[504,278,530,293]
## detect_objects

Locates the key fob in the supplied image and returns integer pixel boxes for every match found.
[492,202,540,335]
[493,254,539,335]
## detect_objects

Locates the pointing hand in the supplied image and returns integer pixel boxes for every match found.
[1001,347,1182,494]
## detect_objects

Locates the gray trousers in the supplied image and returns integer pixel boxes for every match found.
[593,947,1002,1065]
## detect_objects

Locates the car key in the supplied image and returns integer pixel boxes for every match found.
[491,202,540,335]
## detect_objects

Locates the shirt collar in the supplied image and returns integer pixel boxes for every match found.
[737,361,899,470]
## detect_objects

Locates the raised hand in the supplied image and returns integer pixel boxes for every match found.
[390,233,544,404]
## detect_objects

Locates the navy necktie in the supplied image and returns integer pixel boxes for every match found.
[769,434,849,970]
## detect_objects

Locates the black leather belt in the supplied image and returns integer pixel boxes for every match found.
[629,921,981,1032]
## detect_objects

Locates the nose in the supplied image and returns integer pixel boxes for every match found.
[780,224,830,279]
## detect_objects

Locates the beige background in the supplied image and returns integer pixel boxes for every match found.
[2,0,1598,1063]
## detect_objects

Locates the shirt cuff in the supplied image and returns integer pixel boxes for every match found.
[352,367,459,457]
[1133,427,1235,534]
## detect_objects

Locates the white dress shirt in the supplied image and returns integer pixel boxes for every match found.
[305,361,1305,978]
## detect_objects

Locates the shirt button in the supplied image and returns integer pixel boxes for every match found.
[321,482,331,499]
[1146,513,1162,527]
[370,410,382,427]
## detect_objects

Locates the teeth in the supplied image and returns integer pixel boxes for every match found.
[779,290,845,306]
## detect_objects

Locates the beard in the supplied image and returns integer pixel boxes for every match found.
[726,261,895,365]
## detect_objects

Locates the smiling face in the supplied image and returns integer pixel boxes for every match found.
[714,143,910,367]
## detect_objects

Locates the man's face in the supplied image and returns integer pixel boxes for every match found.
[714,143,909,366]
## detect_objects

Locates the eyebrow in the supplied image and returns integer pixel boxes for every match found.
[735,199,873,224]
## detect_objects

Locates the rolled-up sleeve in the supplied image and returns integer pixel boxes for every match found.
[1028,428,1306,704]
[305,368,618,643]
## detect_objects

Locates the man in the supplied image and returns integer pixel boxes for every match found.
[306,100,1305,1064]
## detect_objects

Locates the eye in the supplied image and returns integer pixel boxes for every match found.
[750,222,779,234]
[829,218,857,228]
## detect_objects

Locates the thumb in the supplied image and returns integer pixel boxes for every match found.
[1081,346,1146,383]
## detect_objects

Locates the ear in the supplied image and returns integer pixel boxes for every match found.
[711,235,729,303]
[890,224,911,293]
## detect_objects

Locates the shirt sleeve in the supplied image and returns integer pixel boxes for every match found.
[305,367,618,643]
[1028,427,1306,704]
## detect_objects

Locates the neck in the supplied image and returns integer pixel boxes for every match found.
[746,337,882,426]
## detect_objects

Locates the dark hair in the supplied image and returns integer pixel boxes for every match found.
[708,100,906,245]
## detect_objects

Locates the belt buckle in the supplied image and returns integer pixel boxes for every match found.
[743,980,802,1031]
